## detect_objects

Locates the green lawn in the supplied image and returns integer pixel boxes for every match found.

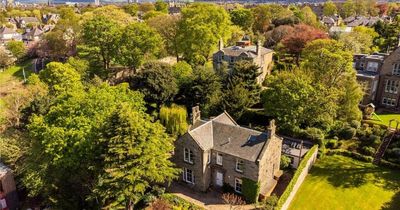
[288,155,400,210]
[366,113,400,127]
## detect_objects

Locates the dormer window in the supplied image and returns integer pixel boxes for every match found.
[393,63,400,76]
[236,159,244,173]
[184,148,194,164]
[366,62,378,72]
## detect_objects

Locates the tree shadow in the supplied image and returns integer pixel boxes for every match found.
[381,190,400,210]
[310,155,400,191]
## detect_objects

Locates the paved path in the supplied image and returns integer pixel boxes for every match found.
[167,183,256,210]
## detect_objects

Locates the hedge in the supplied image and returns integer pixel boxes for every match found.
[379,159,400,170]
[276,145,318,209]
[326,149,373,163]
[242,178,260,203]
[161,193,204,210]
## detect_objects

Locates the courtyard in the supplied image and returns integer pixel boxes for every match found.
[288,155,400,210]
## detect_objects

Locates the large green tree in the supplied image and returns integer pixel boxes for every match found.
[82,15,122,70]
[229,8,254,31]
[178,3,232,65]
[323,0,338,16]
[94,104,178,209]
[252,4,293,33]
[118,22,162,71]
[339,26,379,54]
[6,40,26,61]
[130,61,178,105]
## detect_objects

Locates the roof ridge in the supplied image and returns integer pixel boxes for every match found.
[212,120,264,134]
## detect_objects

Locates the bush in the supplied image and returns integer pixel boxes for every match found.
[242,178,260,203]
[326,149,373,162]
[361,146,376,156]
[350,120,361,129]
[262,194,278,210]
[222,182,235,193]
[161,194,203,210]
[276,145,318,209]
[338,126,357,140]
[280,155,292,169]
[326,139,338,149]
[303,127,325,141]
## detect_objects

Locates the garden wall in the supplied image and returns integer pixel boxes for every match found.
[277,145,318,210]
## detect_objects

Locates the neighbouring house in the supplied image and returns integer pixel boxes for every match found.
[281,137,313,169]
[328,26,352,37]
[354,53,387,104]
[353,47,400,110]
[321,15,341,28]
[0,163,18,210]
[0,27,21,43]
[212,37,274,85]
[343,16,384,27]
[42,13,60,24]
[172,106,282,200]
[22,27,43,41]
[14,17,40,29]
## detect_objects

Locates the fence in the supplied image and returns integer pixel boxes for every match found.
[276,145,318,210]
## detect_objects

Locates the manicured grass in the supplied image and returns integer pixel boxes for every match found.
[0,60,33,84]
[366,113,400,127]
[288,155,400,210]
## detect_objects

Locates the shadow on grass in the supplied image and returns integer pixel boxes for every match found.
[381,190,400,210]
[310,155,400,191]
[11,60,33,81]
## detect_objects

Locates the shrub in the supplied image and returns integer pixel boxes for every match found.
[262,194,278,210]
[280,155,292,169]
[326,149,373,162]
[326,139,338,149]
[338,126,356,140]
[276,145,318,209]
[361,146,376,156]
[380,159,400,170]
[242,178,260,203]
[161,194,203,210]
[350,120,361,129]
[222,182,235,193]
[303,127,325,141]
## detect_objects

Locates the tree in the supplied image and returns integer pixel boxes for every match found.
[264,25,294,48]
[139,2,156,13]
[0,48,15,70]
[263,69,337,132]
[300,6,319,27]
[94,104,178,209]
[302,39,362,122]
[159,104,188,136]
[281,24,328,64]
[339,26,379,54]
[147,15,180,61]
[178,3,232,65]
[252,4,293,33]
[6,40,26,61]
[172,61,193,87]
[155,0,168,13]
[341,0,356,18]
[323,0,338,16]
[229,8,254,31]
[39,62,83,94]
[23,81,148,209]
[222,83,251,120]
[180,66,223,117]
[280,155,291,169]
[123,4,139,16]
[130,62,178,105]
[222,193,245,210]
[82,15,122,70]
[38,30,70,60]
[118,22,162,71]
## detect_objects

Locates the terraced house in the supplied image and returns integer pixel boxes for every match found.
[172,107,282,200]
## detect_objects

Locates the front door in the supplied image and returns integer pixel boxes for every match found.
[216,171,223,187]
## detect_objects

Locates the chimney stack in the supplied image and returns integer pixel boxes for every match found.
[256,40,261,56]
[267,119,276,138]
[218,38,224,51]
[191,106,201,125]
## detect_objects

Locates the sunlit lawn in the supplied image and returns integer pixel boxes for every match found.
[288,155,400,210]
[366,113,400,127]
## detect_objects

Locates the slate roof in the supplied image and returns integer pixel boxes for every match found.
[0,162,11,177]
[220,45,273,58]
[188,112,271,162]
[18,17,40,23]
[25,27,43,36]
[281,137,313,158]
[0,27,17,35]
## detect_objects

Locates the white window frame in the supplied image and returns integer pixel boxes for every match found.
[184,148,193,164]
[235,178,242,193]
[366,62,378,72]
[382,97,397,107]
[183,168,195,184]
[393,63,400,76]
[207,152,211,164]
[385,80,399,94]
[235,159,244,173]
[216,153,223,165]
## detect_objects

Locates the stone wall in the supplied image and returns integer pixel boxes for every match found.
[280,146,318,210]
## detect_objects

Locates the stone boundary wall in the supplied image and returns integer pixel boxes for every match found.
[279,145,318,210]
